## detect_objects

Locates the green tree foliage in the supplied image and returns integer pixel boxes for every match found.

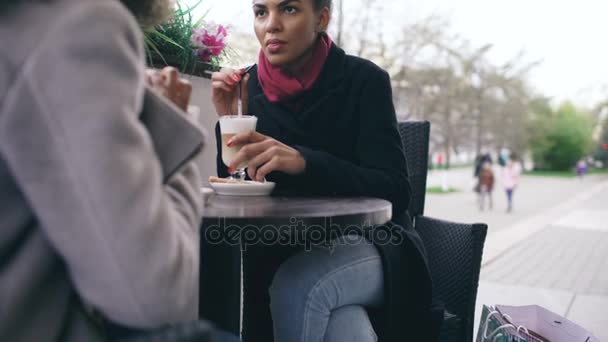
[529,102,594,171]
[594,117,608,166]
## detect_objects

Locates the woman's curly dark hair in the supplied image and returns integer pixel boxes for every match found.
[0,0,37,13]
[120,0,173,28]
[314,0,332,11]
[1,0,172,28]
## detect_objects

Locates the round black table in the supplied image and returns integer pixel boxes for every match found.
[198,194,392,341]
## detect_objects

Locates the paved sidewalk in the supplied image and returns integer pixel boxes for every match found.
[475,182,608,340]
[426,167,606,233]
[424,168,608,340]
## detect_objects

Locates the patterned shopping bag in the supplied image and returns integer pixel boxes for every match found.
[476,304,600,342]
[476,305,545,342]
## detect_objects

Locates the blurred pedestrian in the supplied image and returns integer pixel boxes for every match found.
[503,154,523,213]
[498,150,509,167]
[477,161,495,211]
[474,152,493,178]
[576,159,588,180]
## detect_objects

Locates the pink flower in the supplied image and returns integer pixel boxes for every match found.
[191,22,228,62]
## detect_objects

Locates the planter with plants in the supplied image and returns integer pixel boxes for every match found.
[144,0,233,78]
[143,0,235,181]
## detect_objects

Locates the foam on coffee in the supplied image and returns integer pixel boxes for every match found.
[219,115,257,134]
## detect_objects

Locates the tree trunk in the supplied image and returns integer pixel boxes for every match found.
[444,97,453,169]
[336,0,344,47]
[356,0,376,56]
[475,90,483,155]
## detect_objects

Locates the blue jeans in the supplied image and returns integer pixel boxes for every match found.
[506,188,514,210]
[269,235,384,342]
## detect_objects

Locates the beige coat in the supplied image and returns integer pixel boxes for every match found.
[0,0,205,340]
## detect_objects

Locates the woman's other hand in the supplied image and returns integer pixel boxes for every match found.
[227,131,305,182]
[145,67,192,112]
[211,67,250,116]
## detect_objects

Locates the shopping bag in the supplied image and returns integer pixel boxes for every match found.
[497,305,600,342]
[476,304,600,342]
[476,305,542,342]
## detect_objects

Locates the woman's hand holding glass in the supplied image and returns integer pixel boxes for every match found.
[211,68,251,116]
[227,131,306,182]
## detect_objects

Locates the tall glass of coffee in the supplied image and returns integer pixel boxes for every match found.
[219,115,258,181]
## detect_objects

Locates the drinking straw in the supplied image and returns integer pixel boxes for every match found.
[237,84,243,117]
[237,65,255,117]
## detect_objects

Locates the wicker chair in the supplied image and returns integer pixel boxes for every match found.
[398,121,488,342]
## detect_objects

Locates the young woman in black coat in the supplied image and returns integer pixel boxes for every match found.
[210,0,434,341]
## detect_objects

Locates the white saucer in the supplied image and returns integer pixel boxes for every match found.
[209,180,276,196]
[200,187,214,205]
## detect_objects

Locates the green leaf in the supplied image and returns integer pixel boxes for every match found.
[144,35,167,65]
[149,30,184,50]
[179,0,204,16]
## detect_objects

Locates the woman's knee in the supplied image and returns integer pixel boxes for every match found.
[268,263,300,311]
[268,250,329,313]
[269,236,383,314]
[325,305,377,342]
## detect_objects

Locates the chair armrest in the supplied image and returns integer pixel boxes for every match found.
[414,215,487,342]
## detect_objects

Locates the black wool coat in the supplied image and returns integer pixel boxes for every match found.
[215,44,435,342]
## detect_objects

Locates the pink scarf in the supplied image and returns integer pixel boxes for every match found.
[257,33,332,104]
